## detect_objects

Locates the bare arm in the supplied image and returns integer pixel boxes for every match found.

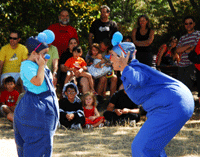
[30,55,45,86]
[106,103,115,111]
[0,60,4,75]
[176,45,194,54]
[132,29,154,47]
[52,59,58,75]
[94,107,100,118]
[156,45,167,66]
[89,33,94,49]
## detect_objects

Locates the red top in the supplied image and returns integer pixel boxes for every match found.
[47,23,79,57]
[0,90,19,107]
[195,39,200,71]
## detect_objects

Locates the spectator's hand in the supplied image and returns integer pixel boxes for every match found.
[88,116,96,121]
[122,108,129,114]
[66,114,75,121]
[74,69,81,77]
[115,109,123,116]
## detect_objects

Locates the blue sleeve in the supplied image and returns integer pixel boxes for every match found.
[121,65,150,89]
[21,61,38,81]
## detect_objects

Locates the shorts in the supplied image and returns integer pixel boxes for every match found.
[1,73,20,85]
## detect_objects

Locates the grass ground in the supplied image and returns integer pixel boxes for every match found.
[0,92,199,157]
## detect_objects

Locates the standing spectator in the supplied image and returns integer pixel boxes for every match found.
[46,44,59,88]
[88,5,118,49]
[0,30,28,91]
[103,89,140,126]
[59,83,85,130]
[0,76,19,122]
[48,10,79,57]
[176,16,200,90]
[132,15,155,66]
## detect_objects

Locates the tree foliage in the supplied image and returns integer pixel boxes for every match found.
[0,0,200,54]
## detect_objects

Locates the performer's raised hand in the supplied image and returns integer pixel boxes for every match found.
[110,50,130,71]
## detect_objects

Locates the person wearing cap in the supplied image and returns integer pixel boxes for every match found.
[110,40,194,156]
[13,33,59,157]
[0,30,28,92]
[59,82,85,129]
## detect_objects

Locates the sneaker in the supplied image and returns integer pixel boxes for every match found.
[86,124,93,129]
[130,120,136,127]
[71,123,83,131]
[104,121,111,126]
[99,123,104,128]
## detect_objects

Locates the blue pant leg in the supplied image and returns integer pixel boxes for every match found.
[131,87,194,157]
[14,120,24,157]
[14,119,54,157]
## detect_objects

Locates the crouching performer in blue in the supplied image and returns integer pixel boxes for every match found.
[110,37,194,156]
[14,31,59,157]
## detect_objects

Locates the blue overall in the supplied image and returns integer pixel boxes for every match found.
[14,61,59,157]
[121,60,194,157]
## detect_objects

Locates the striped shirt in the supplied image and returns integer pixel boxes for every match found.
[177,30,200,67]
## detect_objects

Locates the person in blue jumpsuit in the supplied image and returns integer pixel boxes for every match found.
[14,35,59,157]
[110,43,194,157]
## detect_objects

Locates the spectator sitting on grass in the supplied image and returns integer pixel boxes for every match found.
[103,89,140,126]
[82,92,105,129]
[59,83,85,130]
[0,76,19,122]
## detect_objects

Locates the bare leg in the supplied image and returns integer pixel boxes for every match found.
[110,75,117,97]
[92,118,104,127]
[97,76,107,96]
[2,106,14,122]
[64,71,74,84]
[80,77,91,94]
[79,72,95,91]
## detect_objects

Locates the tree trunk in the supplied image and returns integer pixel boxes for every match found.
[167,0,177,18]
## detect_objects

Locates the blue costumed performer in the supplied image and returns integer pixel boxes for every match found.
[110,32,194,157]
[14,30,59,157]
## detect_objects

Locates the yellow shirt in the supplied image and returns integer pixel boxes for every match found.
[0,43,28,73]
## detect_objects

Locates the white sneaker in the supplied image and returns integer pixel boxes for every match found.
[86,124,93,129]
[130,120,136,127]
[99,123,104,128]
[71,123,82,130]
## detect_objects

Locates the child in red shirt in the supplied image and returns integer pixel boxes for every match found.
[64,46,95,93]
[82,92,104,128]
[0,76,19,122]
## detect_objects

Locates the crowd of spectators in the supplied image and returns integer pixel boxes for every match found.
[0,5,199,128]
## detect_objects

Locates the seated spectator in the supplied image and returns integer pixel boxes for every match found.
[82,92,104,128]
[86,43,100,66]
[0,30,28,93]
[0,76,19,122]
[58,38,78,89]
[123,35,133,42]
[64,46,96,93]
[156,36,180,68]
[103,89,140,126]
[46,44,59,88]
[59,83,85,130]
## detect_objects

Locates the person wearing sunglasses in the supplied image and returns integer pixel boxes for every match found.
[176,16,200,91]
[0,30,28,92]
